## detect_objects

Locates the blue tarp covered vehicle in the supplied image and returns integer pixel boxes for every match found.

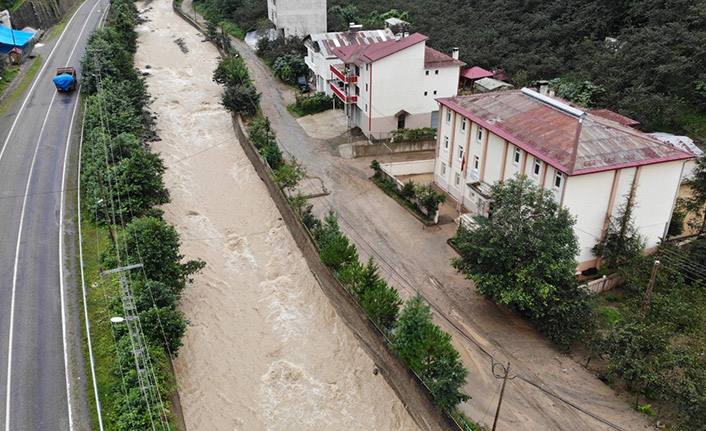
[53,67,77,91]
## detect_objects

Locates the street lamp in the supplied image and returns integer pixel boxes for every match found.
[110,316,125,323]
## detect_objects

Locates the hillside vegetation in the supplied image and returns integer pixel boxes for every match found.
[327,0,706,139]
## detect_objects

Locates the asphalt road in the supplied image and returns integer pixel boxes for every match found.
[0,0,109,429]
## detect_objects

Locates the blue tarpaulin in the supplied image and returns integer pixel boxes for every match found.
[0,26,34,47]
[53,74,74,91]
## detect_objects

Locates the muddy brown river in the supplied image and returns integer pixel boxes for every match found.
[133,0,421,429]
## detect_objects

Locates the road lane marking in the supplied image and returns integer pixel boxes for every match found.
[4,0,104,429]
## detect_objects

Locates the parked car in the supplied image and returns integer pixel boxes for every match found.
[297,76,310,93]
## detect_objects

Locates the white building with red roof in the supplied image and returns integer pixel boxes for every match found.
[331,33,465,139]
[303,27,395,97]
[434,88,696,270]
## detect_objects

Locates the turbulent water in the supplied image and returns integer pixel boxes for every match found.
[133,1,421,429]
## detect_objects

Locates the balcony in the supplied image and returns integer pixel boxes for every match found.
[330,83,358,104]
[330,64,358,83]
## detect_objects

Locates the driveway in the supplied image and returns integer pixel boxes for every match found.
[182,3,651,429]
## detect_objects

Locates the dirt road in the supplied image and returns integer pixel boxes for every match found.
[133,1,423,429]
[180,5,654,430]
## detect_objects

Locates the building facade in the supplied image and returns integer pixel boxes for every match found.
[434,88,695,270]
[303,28,394,96]
[267,0,326,38]
[331,33,464,139]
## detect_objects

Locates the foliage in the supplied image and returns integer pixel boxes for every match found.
[414,183,446,219]
[682,154,706,234]
[193,0,267,35]
[220,83,261,117]
[667,206,686,237]
[548,78,604,108]
[273,157,306,191]
[295,92,335,116]
[391,295,470,410]
[592,183,645,269]
[247,117,282,168]
[256,35,306,65]
[272,53,307,85]
[390,127,437,142]
[213,54,250,87]
[451,175,592,350]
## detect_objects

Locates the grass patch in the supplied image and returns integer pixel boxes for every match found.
[78,213,121,429]
[0,67,20,96]
[0,55,42,117]
[596,306,621,328]
[287,103,304,118]
[371,175,434,224]
[47,19,69,41]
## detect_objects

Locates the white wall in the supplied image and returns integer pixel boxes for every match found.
[381,159,436,176]
[268,0,327,37]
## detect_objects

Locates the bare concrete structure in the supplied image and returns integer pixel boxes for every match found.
[267,0,326,38]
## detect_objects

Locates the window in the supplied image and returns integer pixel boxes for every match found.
[425,70,429,76]
[354,65,360,76]
[454,172,460,186]
[365,63,369,71]
[365,83,368,92]
[433,90,437,95]
[477,126,484,142]
[554,171,564,188]
[458,146,464,161]
[473,155,480,171]
[355,86,360,96]
[461,118,467,132]
[446,110,451,123]
[424,91,428,96]
[441,162,446,175]
[365,104,368,112]
[533,158,541,176]
[444,136,449,149]
[513,148,521,164]
[435,70,439,75]
[397,114,406,130]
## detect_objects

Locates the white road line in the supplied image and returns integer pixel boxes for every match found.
[0,0,91,165]
[76,102,105,431]
[4,0,103,429]
[4,91,57,431]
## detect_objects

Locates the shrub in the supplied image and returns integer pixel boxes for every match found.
[272,53,307,85]
[221,84,261,117]
[296,92,334,115]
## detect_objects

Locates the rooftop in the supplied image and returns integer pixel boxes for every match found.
[333,32,429,65]
[438,89,695,175]
[424,46,465,68]
[305,28,394,59]
[461,66,494,80]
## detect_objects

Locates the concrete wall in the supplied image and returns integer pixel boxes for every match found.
[381,159,435,176]
[11,0,77,30]
[343,138,436,158]
[267,0,326,37]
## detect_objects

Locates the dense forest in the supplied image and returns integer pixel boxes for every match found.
[206,0,706,140]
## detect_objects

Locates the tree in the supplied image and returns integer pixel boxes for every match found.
[414,184,446,220]
[272,53,308,85]
[273,157,306,191]
[221,84,260,117]
[592,181,645,269]
[359,280,402,332]
[213,55,250,87]
[102,217,205,292]
[452,175,591,350]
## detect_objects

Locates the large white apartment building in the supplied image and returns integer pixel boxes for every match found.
[434,88,696,270]
[303,27,394,96]
[267,0,326,38]
[331,33,464,139]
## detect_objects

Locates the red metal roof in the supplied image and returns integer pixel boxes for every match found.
[333,33,429,64]
[589,109,640,127]
[305,29,394,59]
[424,46,465,68]
[437,90,695,176]
[460,66,493,80]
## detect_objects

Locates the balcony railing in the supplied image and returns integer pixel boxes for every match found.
[330,64,358,83]
[330,83,358,103]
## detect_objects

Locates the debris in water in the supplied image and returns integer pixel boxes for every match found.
[174,38,189,53]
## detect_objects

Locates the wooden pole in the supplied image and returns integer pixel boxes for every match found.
[640,256,661,320]
[492,363,510,431]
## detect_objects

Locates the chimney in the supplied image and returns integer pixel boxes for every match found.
[537,80,550,96]
[349,23,362,32]
[451,47,459,60]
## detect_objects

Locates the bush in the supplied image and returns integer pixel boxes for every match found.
[390,127,437,142]
[296,92,334,116]
[221,84,261,117]
[272,53,307,85]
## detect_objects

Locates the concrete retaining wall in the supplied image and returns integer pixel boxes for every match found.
[344,138,436,158]
[583,273,623,294]
[381,159,435,177]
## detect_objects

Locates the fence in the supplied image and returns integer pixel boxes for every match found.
[582,273,624,294]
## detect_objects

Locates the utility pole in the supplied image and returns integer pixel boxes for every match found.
[640,255,661,320]
[492,363,511,431]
